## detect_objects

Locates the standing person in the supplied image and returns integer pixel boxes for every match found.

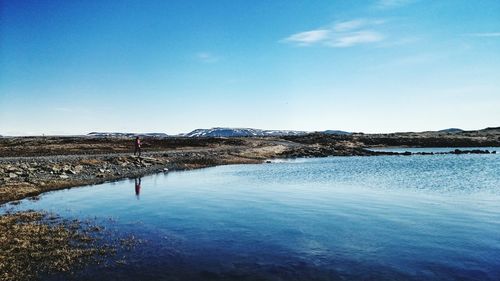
[134,136,142,157]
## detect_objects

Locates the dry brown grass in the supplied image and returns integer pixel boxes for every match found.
[0,184,40,204]
[0,211,111,281]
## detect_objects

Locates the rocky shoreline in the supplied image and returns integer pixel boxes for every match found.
[1,135,498,205]
[372,148,496,156]
[0,150,257,205]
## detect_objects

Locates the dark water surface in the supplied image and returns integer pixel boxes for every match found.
[4,151,500,280]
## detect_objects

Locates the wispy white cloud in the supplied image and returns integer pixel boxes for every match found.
[376,0,416,9]
[283,29,330,45]
[464,32,500,37]
[196,52,219,63]
[333,19,385,32]
[328,31,384,47]
[333,19,367,32]
[283,19,385,48]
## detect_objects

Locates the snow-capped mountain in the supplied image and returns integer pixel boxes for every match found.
[86,128,354,138]
[184,127,308,137]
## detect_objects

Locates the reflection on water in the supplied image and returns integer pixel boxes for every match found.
[134,178,141,199]
[4,152,500,281]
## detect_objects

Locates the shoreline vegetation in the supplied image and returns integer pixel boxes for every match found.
[0,209,139,281]
[0,210,110,281]
[1,129,499,280]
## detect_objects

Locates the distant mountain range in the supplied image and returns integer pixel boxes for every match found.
[183,128,355,137]
[87,128,352,138]
[87,132,168,137]
[86,127,499,138]
[183,127,309,137]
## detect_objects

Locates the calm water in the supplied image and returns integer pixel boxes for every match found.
[4,151,500,281]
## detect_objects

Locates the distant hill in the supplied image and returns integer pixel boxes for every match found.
[438,128,464,133]
[479,127,500,132]
[322,130,352,135]
[88,132,168,137]
[184,127,308,137]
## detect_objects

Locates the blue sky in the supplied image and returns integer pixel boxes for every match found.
[1,0,499,135]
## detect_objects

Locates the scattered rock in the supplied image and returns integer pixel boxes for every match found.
[74,165,84,172]
[450,149,491,154]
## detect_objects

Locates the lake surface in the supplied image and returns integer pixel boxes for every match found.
[4,151,500,281]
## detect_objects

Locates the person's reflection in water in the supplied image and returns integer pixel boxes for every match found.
[134,178,141,199]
